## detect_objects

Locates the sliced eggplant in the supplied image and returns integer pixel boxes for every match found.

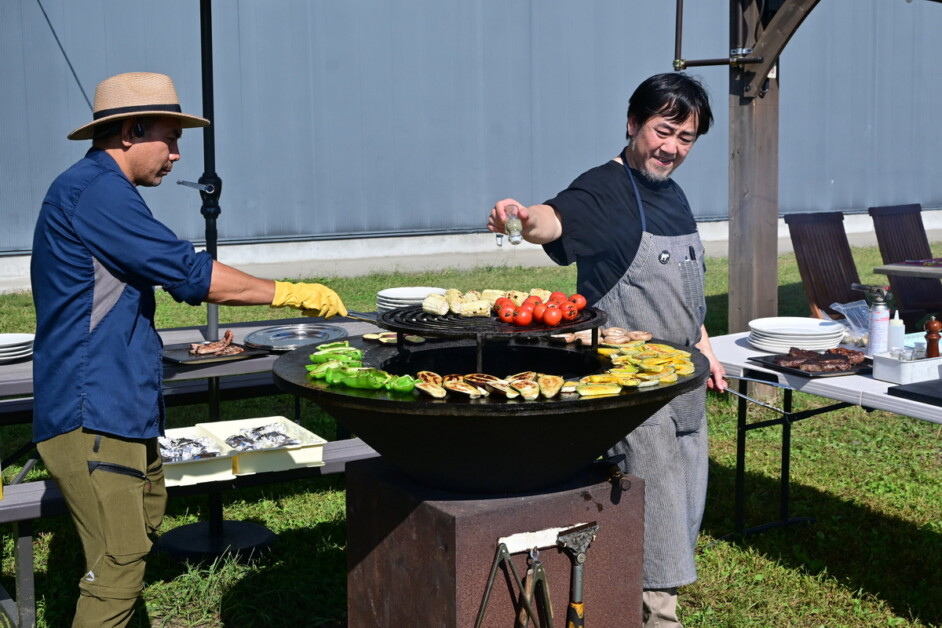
[510,379,540,401]
[464,373,501,387]
[416,370,443,386]
[443,379,483,398]
[485,380,520,399]
[415,381,448,398]
[537,374,564,399]
[507,371,538,382]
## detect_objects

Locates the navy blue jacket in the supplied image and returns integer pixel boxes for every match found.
[31,148,213,442]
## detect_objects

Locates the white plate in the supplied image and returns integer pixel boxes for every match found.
[0,347,34,358]
[377,287,446,300]
[748,317,845,336]
[376,299,425,307]
[0,350,32,364]
[0,333,35,349]
[748,335,841,353]
[748,328,844,342]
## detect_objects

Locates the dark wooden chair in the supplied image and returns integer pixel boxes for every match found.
[868,203,942,329]
[784,212,862,320]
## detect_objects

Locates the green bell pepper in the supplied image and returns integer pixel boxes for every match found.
[384,374,416,394]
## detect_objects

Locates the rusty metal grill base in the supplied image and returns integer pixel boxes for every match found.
[347,457,644,627]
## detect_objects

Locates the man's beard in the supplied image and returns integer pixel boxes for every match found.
[625,143,671,183]
[636,164,670,183]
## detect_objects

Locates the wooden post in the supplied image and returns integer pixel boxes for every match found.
[728,0,780,334]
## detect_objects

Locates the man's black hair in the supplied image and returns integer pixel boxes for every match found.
[626,73,713,141]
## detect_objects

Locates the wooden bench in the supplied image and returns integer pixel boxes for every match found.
[0,437,378,628]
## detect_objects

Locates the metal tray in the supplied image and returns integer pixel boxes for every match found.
[747,353,872,378]
[162,342,268,365]
[243,324,348,352]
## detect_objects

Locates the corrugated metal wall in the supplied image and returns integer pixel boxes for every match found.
[2,0,941,254]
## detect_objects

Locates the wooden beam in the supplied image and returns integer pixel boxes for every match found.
[743,0,822,97]
[728,0,782,333]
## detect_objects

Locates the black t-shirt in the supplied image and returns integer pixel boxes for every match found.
[542,159,698,303]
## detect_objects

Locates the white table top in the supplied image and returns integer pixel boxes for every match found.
[711,332,942,425]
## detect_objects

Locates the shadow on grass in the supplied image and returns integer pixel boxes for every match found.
[702,458,942,625]
[218,523,348,627]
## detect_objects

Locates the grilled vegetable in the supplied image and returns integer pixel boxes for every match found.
[481,289,507,305]
[464,373,502,387]
[443,378,484,398]
[510,379,540,400]
[528,288,552,303]
[485,380,520,398]
[415,381,448,398]
[445,289,465,314]
[507,371,538,382]
[458,300,492,317]
[507,290,529,306]
[462,290,482,302]
[384,374,416,393]
[417,371,443,386]
[576,383,622,397]
[422,293,450,316]
[537,374,564,399]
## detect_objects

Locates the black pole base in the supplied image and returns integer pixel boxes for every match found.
[154,520,276,564]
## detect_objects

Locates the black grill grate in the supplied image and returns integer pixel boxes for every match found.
[374,305,607,340]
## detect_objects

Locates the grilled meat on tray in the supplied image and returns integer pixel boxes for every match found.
[189,329,244,356]
[771,347,864,373]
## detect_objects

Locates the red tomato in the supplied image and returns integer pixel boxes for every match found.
[542,307,563,326]
[532,303,547,322]
[494,297,513,312]
[517,302,535,313]
[523,295,543,307]
[513,308,533,326]
[549,291,568,304]
[560,302,579,321]
[497,306,515,323]
[568,293,588,311]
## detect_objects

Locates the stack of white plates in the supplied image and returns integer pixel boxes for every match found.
[376,287,446,314]
[747,317,846,353]
[0,333,35,364]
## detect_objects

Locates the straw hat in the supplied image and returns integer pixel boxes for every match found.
[68,72,210,140]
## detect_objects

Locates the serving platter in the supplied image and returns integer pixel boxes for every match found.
[747,354,872,378]
[244,324,348,352]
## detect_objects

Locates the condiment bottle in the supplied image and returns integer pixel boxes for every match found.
[925,316,941,359]
[887,310,905,355]
[867,288,890,356]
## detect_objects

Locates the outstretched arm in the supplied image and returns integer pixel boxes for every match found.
[487,198,563,244]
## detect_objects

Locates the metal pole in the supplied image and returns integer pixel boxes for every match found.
[199,0,222,343]
[199,0,223,422]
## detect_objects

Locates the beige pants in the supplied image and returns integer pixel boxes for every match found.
[38,428,166,628]
[643,588,682,628]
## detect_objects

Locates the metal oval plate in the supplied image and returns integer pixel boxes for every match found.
[244,324,348,352]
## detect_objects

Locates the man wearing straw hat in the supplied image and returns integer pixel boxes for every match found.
[30,72,344,627]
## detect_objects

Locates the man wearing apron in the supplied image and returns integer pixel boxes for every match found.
[487,72,727,627]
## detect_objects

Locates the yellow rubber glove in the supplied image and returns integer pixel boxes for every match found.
[271,281,348,319]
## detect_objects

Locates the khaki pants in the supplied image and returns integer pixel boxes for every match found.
[643,588,682,628]
[38,428,166,628]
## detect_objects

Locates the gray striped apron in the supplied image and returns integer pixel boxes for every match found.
[599,163,708,589]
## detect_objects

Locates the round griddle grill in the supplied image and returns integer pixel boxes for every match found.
[273,336,709,493]
[375,305,607,339]
[373,305,608,372]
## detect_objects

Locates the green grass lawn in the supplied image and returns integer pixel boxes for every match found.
[2,245,941,627]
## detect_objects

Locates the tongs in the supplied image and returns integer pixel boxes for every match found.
[723,374,794,412]
[344,310,379,324]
